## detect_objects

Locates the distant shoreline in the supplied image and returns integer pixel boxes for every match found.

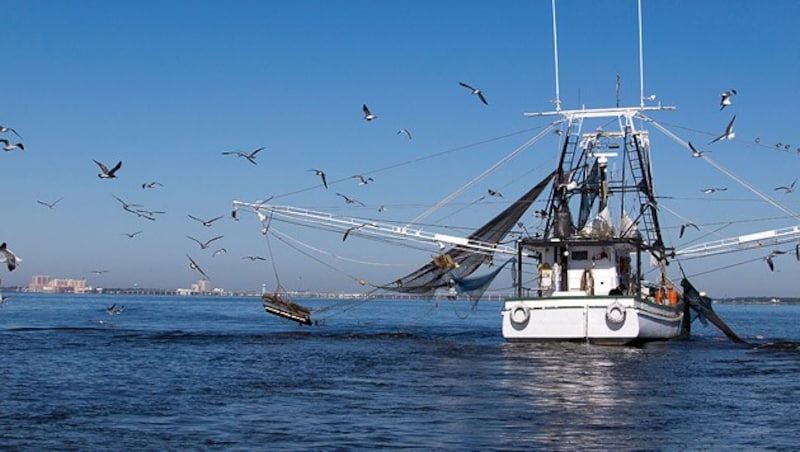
[2,287,797,304]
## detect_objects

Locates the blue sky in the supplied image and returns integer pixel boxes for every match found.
[1,0,798,297]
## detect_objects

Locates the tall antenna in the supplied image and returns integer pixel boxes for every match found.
[638,0,645,108]
[551,0,561,111]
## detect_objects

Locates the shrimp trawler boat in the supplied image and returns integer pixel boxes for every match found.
[231,1,783,345]
[502,106,685,344]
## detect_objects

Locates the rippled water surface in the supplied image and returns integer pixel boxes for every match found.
[1,293,798,450]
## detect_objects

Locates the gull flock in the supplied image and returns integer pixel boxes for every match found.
[1,81,798,294]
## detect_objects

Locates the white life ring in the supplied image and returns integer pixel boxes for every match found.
[605,301,626,325]
[510,303,530,325]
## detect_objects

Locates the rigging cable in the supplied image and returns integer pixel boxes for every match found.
[405,120,564,227]
[640,114,800,222]
[270,125,553,201]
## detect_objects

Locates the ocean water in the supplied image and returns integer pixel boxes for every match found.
[1,293,798,450]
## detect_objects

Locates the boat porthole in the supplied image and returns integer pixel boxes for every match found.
[605,301,626,325]
[510,303,530,325]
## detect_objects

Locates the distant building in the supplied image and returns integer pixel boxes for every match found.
[28,275,92,294]
[177,279,220,295]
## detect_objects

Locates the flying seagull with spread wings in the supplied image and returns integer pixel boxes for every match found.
[719,89,737,110]
[0,125,22,139]
[187,254,210,280]
[37,198,63,209]
[774,178,797,193]
[458,81,488,105]
[186,235,224,250]
[0,242,20,271]
[221,147,265,165]
[336,193,366,207]
[709,115,736,145]
[93,159,122,178]
[310,169,328,189]
[362,104,377,121]
[0,139,24,151]
[188,214,224,227]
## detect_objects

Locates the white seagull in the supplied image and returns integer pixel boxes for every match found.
[352,175,373,185]
[188,214,224,227]
[487,189,503,198]
[186,235,224,250]
[0,139,24,151]
[121,231,142,238]
[719,89,737,110]
[701,187,727,194]
[142,181,163,189]
[0,242,20,271]
[310,169,328,189]
[336,193,366,207]
[764,250,787,272]
[397,128,412,140]
[0,125,22,139]
[458,81,488,105]
[37,197,63,209]
[187,254,210,280]
[687,142,708,158]
[709,115,736,144]
[774,178,797,193]
[221,147,265,165]
[212,248,227,258]
[362,104,377,121]
[679,222,700,238]
[242,255,267,261]
[93,159,123,178]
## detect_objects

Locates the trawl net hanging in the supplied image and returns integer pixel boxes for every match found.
[384,171,555,295]
[451,258,515,301]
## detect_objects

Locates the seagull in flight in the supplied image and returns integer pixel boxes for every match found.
[186,235,224,250]
[397,128,412,140]
[188,214,224,227]
[212,248,227,258]
[774,178,797,193]
[106,303,124,315]
[342,223,367,242]
[0,125,22,139]
[37,197,63,209]
[764,250,787,272]
[336,193,366,207]
[142,181,163,189]
[362,104,377,121]
[487,189,503,198]
[352,175,373,185]
[242,255,267,261]
[93,159,122,178]
[0,242,20,271]
[112,195,143,213]
[701,187,727,194]
[687,142,708,158]
[719,89,737,110]
[0,139,24,151]
[458,81,488,105]
[221,147,265,165]
[121,231,142,238]
[709,115,736,144]
[91,270,109,275]
[310,169,328,189]
[187,254,210,280]
[679,222,700,238]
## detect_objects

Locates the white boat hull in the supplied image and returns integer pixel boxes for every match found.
[502,294,683,345]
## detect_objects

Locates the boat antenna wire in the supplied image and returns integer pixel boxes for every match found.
[638,114,800,222]
[551,0,561,111]
[638,0,645,108]
[405,121,562,228]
